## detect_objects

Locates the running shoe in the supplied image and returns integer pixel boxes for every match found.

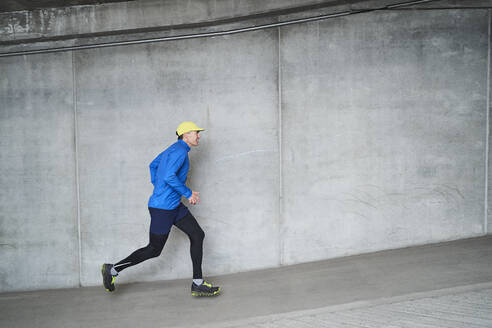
[191,281,220,297]
[101,263,116,292]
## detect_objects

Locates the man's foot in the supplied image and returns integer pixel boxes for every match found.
[101,263,116,292]
[191,281,220,296]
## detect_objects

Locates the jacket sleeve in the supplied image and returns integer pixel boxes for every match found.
[149,153,162,185]
[161,151,192,198]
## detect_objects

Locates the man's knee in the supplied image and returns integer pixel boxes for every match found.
[148,244,163,258]
[191,228,205,243]
[148,233,168,257]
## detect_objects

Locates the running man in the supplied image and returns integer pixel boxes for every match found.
[101,121,220,297]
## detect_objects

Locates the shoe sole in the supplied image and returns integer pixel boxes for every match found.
[191,287,221,297]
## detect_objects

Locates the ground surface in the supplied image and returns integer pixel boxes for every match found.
[1,236,491,328]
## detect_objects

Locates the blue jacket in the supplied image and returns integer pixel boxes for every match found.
[148,140,192,210]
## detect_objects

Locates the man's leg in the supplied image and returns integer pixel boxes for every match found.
[102,232,168,292]
[174,213,204,279]
[113,232,168,272]
[174,213,220,296]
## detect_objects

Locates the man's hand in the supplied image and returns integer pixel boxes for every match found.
[188,191,200,205]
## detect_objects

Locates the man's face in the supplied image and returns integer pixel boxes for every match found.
[183,130,200,147]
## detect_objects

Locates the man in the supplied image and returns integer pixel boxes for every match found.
[101,121,220,297]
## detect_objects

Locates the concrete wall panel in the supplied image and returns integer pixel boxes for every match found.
[0,53,78,292]
[489,15,492,235]
[280,10,489,264]
[75,30,279,286]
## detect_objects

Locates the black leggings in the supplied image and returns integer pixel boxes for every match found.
[113,213,205,279]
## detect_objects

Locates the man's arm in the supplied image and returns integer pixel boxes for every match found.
[161,152,192,199]
[149,153,162,185]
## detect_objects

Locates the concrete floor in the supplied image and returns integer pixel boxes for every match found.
[206,285,492,328]
[1,236,492,328]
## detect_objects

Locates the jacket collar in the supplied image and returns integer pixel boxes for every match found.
[178,139,191,152]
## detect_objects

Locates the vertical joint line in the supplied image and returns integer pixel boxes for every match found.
[72,51,82,286]
[278,26,283,265]
[486,9,491,235]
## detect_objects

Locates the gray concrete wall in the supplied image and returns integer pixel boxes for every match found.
[489,11,492,235]
[281,10,489,264]
[0,52,79,291]
[1,5,490,292]
[0,0,332,41]
[75,31,280,286]
[1,0,489,43]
